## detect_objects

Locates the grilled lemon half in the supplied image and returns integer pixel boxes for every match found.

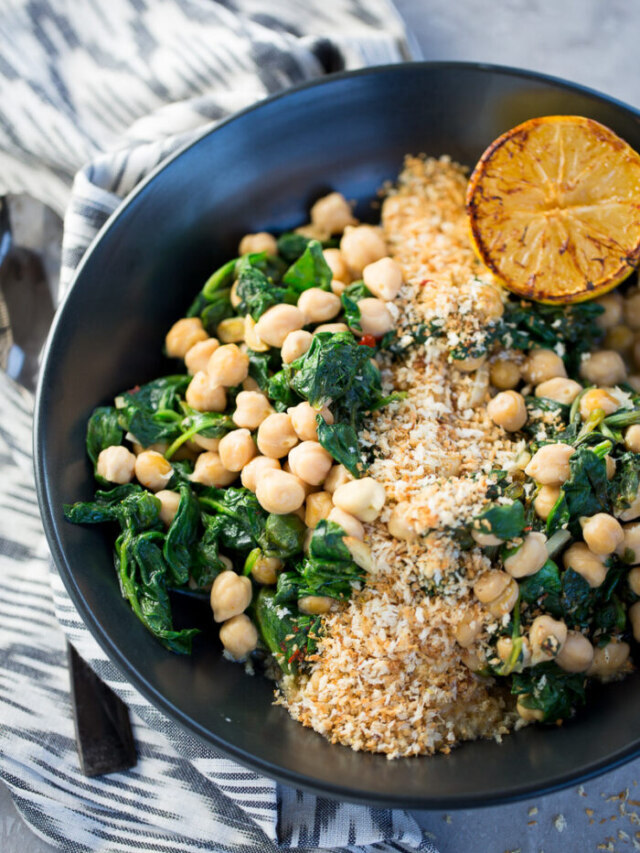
[466,115,640,304]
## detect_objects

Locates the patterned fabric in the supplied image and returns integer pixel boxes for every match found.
[0,1,439,851]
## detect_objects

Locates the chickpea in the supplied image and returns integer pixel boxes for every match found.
[251,555,283,585]
[619,523,640,564]
[184,337,220,375]
[535,377,582,405]
[627,374,640,392]
[281,459,316,497]
[216,316,245,344]
[210,570,252,622]
[232,390,274,430]
[219,614,259,660]
[156,489,181,526]
[165,317,208,359]
[451,354,486,373]
[190,451,237,487]
[630,567,640,595]
[606,455,616,480]
[298,595,335,615]
[340,225,387,275]
[563,542,607,588]
[217,429,257,472]
[625,424,640,453]
[207,343,249,388]
[496,636,532,669]
[534,485,561,520]
[524,443,574,485]
[529,614,567,664]
[605,325,634,354]
[579,387,619,420]
[473,571,510,604]
[287,441,333,486]
[362,257,403,301]
[314,322,349,335]
[618,487,640,522]
[323,248,351,284]
[487,390,527,432]
[288,401,334,442]
[581,513,624,555]
[629,601,640,642]
[490,358,521,390]
[191,433,220,452]
[281,329,313,364]
[305,491,333,528]
[244,314,269,352]
[625,291,640,330]
[521,349,567,385]
[343,536,373,572]
[96,445,136,484]
[185,371,226,413]
[327,506,365,540]
[238,232,277,256]
[134,450,173,492]
[331,279,347,296]
[588,640,630,679]
[486,577,519,618]
[332,477,386,522]
[230,280,241,308]
[461,648,487,672]
[297,288,341,324]
[257,413,299,458]
[256,469,306,514]
[240,455,280,492]
[355,298,394,338]
[555,630,594,673]
[471,528,503,547]
[242,376,260,391]
[516,699,545,722]
[580,350,627,386]
[386,501,418,542]
[595,292,623,329]
[254,304,305,348]
[504,532,548,578]
[310,192,355,234]
[455,611,483,648]
[324,464,353,494]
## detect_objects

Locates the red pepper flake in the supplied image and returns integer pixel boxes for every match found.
[126,384,141,394]
[358,334,377,348]
[287,649,304,666]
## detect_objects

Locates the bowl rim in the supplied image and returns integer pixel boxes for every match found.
[34,60,640,809]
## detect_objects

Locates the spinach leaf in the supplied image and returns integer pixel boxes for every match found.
[248,351,272,392]
[255,588,321,675]
[473,501,525,541]
[267,365,301,411]
[308,519,352,563]
[518,559,563,617]
[277,232,312,263]
[163,484,200,586]
[546,490,570,536]
[235,261,285,320]
[64,484,144,525]
[199,486,267,551]
[258,513,306,559]
[340,281,372,333]
[609,451,640,516]
[190,515,229,589]
[117,376,189,447]
[200,290,234,335]
[562,446,610,531]
[561,568,593,629]
[282,240,332,296]
[86,406,124,482]
[165,409,234,460]
[511,661,587,722]
[201,257,237,300]
[316,417,363,477]
[116,529,199,654]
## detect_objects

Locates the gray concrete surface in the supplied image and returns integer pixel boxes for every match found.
[3,0,640,850]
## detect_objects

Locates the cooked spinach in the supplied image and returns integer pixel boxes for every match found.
[556,445,610,535]
[609,451,640,516]
[116,375,189,447]
[316,418,363,478]
[560,568,594,630]
[165,409,234,460]
[235,259,285,320]
[473,500,525,541]
[340,281,372,333]
[86,407,124,483]
[163,484,200,586]
[518,559,563,618]
[255,588,322,675]
[282,239,332,295]
[198,486,267,552]
[258,513,306,559]
[511,661,587,722]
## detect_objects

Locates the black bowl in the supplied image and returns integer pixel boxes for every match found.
[35,62,640,808]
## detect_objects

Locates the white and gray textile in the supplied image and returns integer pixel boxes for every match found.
[0,2,439,851]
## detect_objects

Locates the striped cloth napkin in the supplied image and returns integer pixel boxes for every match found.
[0,1,439,850]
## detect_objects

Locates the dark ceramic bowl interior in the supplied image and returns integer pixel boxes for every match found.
[35,62,640,808]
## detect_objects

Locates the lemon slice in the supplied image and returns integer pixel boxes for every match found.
[466,116,640,303]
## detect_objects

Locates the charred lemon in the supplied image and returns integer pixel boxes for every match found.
[466,116,640,304]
